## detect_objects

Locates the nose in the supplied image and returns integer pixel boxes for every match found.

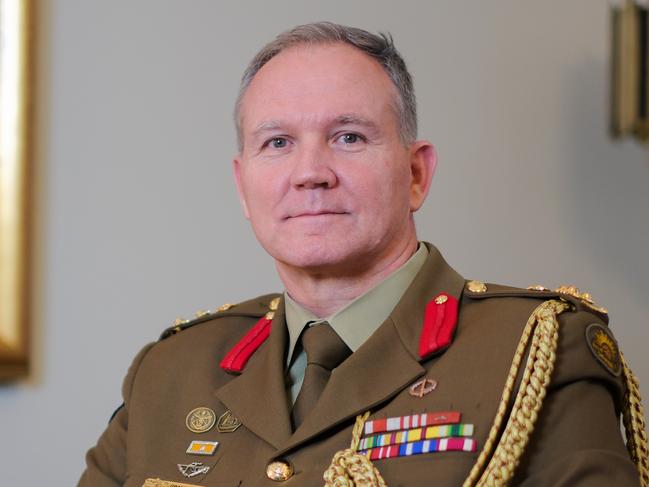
[289,142,337,190]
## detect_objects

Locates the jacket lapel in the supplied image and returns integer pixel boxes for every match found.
[389,243,466,356]
[213,301,293,449]
[275,243,466,456]
[275,316,425,456]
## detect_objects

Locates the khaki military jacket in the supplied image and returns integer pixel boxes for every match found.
[79,244,640,486]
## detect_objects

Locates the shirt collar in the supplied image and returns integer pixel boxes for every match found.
[284,243,429,366]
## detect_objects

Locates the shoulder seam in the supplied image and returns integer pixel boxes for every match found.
[124,342,157,404]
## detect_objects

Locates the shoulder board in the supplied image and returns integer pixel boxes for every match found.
[464,280,560,300]
[159,293,281,340]
[463,280,608,319]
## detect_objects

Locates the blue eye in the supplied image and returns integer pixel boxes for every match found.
[270,137,288,148]
[340,133,359,144]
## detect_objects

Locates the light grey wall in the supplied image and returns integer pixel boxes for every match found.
[1,1,647,484]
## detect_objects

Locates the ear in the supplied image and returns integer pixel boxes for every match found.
[232,156,251,219]
[408,140,437,212]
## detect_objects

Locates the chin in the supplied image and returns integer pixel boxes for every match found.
[277,245,343,269]
[268,237,374,274]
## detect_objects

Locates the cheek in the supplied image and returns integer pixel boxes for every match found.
[349,160,411,210]
[240,168,281,213]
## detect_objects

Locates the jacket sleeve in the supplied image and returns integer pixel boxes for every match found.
[513,309,640,486]
[77,343,155,487]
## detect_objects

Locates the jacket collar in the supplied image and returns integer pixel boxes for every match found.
[214,242,466,454]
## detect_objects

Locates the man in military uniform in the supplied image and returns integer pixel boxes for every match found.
[79,22,646,486]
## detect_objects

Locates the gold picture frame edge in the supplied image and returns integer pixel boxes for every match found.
[0,0,36,382]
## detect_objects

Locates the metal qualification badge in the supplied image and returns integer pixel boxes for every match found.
[217,410,242,433]
[177,462,210,478]
[185,407,216,433]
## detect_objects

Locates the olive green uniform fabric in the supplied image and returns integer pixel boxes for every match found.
[79,243,640,486]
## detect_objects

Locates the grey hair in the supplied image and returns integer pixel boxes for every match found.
[234,21,417,150]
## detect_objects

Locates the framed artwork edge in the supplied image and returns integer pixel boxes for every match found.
[0,0,36,382]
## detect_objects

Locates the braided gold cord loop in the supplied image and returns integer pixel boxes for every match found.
[621,353,649,486]
[324,412,387,487]
[323,448,387,487]
[478,300,565,486]
[463,300,569,487]
[324,300,647,487]
[350,411,370,451]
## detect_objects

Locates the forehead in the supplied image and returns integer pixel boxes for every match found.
[239,43,398,131]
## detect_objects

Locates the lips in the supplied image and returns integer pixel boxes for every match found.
[285,210,347,219]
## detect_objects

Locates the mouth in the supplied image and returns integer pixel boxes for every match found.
[284,210,348,220]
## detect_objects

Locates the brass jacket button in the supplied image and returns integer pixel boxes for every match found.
[466,280,487,293]
[266,460,294,481]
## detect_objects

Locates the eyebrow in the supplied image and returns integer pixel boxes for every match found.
[250,113,381,140]
[251,120,283,139]
[331,114,380,131]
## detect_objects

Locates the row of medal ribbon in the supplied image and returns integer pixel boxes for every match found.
[359,411,477,461]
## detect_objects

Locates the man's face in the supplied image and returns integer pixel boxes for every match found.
[234,43,435,275]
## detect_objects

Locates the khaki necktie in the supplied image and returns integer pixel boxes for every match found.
[291,322,352,429]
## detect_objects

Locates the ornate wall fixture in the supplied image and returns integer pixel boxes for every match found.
[611,0,649,140]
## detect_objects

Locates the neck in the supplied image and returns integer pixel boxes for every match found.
[278,236,419,318]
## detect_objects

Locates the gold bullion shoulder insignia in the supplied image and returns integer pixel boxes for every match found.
[216,302,235,312]
[555,284,608,315]
[527,284,551,292]
[585,323,622,376]
[161,302,239,339]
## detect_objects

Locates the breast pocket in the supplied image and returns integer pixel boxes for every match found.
[126,474,241,487]
[373,452,476,487]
